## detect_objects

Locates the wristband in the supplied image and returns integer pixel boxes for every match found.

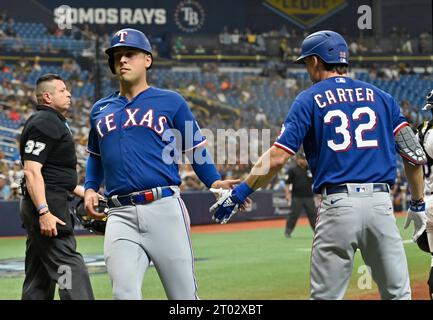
[233,181,254,203]
[36,204,48,212]
[39,210,50,217]
[410,198,425,211]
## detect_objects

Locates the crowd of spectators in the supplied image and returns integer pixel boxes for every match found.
[0,56,429,212]
[0,55,290,199]
[0,7,431,62]
[0,12,431,210]
[170,25,432,60]
[0,56,95,200]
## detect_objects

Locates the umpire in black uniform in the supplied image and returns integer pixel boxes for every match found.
[284,151,317,238]
[19,74,94,300]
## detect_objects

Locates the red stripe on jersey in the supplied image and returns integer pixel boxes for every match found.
[273,142,296,155]
[393,122,409,136]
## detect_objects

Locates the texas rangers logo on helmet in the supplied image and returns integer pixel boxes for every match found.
[116,30,128,42]
[339,51,347,63]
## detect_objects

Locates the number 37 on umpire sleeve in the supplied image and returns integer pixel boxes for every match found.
[25,140,46,156]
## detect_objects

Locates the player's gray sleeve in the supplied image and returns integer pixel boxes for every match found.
[395,126,427,165]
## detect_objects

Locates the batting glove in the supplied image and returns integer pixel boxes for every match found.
[404,199,427,242]
[209,182,253,224]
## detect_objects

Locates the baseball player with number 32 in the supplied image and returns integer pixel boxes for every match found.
[210,30,428,300]
[83,28,245,300]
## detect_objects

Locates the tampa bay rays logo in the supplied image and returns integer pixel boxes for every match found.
[116,30,128,42]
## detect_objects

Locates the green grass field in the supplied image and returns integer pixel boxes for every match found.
[0,216,430,300]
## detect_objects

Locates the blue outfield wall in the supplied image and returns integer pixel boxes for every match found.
[0,200,22,237]
[0,191,288,237]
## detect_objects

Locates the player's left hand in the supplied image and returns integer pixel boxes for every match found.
[209,188,243,224]
[404,199,427,242]
[210,187,252,211]
[210,178,252,210]
[210,181,254,224]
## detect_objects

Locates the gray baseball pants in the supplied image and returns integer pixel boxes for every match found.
[310,183,411,300]
[104,188,198,300]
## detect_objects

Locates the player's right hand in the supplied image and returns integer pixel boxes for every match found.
[85,189,106,220]
[404,199,427,242]
[39,213,66,237]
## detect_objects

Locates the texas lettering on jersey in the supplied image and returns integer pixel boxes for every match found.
[95,108,168,138]
[86,87,206,195]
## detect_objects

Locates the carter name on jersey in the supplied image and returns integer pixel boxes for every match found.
[314,86,375,109]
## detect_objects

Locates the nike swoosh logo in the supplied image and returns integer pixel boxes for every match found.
[330,198,343,205]
[100,103,110,111]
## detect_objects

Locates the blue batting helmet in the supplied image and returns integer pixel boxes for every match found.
[423,89,433,111]
[294,30,349,65]
[105,28,153,74]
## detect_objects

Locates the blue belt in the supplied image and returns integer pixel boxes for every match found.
[107,187,174,208]
[324,183,390,196]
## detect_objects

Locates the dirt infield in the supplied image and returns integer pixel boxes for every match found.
[352,281,430,300]
[191,212,406,234]
[191,218,288,234]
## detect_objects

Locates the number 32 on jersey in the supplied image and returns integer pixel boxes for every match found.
[324,106,378,152]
